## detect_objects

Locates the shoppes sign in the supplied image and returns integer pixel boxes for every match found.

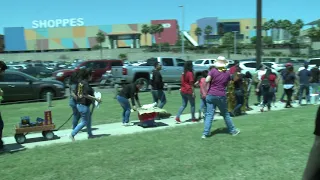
[32,18,85,28]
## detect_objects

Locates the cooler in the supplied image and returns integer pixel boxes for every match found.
[136,106,167,128]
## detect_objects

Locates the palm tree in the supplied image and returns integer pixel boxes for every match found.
[204,25,213,46]
[156,24,164,52]
[149,24,158,45]
[141,24,149,47]
[194,27,202,45]
[295,19,304,29]
[262,22,271,36]
[96,31,106,60]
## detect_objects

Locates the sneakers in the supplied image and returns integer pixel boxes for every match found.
[69,134,75,142]
[201,135,207,139]
[175,117,181,124]
[231,129,241,136]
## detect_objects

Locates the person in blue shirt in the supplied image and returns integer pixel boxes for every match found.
[298,62,311,105]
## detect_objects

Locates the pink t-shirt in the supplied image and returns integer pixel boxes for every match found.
[199,78,207,99]
[207,68,231,96]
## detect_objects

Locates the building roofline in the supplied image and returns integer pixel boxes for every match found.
[306,19,320,25]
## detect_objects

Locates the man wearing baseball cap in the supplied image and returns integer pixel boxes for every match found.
[0,61,8,151]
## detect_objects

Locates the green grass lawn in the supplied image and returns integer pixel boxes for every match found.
[0,105,317,180]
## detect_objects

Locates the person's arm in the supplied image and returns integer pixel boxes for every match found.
[194,80,200,86]
[135,91,141,107]
[130,84,137,108]
[256,76,263,91]
[188,72,195,96]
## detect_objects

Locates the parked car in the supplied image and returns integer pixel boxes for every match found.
[0,70,66,102]
[193,59,216,67]
[239,61,279,76]
[52,59,123,84]
[110,57,208,91]
[297,58,320,71]
[262,62,286,72]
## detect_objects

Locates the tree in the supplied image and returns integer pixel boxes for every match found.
[149,24,158,44]
[204,25,213,46]
[194,27,202,45]
[221,32,234,57]
[118,53,127,60]
[96,31,106,60]
[141,24,149,47]
[307,26,320,42]
[251,36,257,44]
[156,24,164,52]
[262,22,271,36]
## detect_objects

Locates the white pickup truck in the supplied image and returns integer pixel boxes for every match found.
[110,57,208,90]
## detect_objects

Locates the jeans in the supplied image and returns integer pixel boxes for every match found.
[284,88,294,106]
[262,87,275,109]
[203,95,237,136]
[302,136,320,180]
[71,104,92,137]
[246,87,251,108]
[151,90,167,109]
[299,84,310,104]
[199,97,207,115]
[116,95,131,123]
[234,89,244,114]
[310,83,319,94]
[176,92,195,119]
[280,91,286,101]
[69,98,80,129]
[0,112,3,149]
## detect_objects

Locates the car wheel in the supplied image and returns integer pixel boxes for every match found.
[40,89,55,101]
[135,78,149,91]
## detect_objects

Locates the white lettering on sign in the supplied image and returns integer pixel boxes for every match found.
[162,23,171,28]
[32,18,85,28]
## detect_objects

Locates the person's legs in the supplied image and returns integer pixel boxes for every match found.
[0,112,4,150]
[86,106,92,137]
[215,96,239,135]
[267,91,274,110]
[299,85,306,104]
[71,104,90,137]
[302,136,320,180]
[287,88,294,107]
[176,92,188,120]
[280,90,286,101]
[233,90,244,115]
[306,85,311,103]
[117,95,131,124]
[186,94,196,120]
[158,90,167,109]
[70,98,80,129]
[151,90,158,104]
[203,95,215,137]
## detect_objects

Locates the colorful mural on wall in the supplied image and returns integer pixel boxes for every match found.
[4,19,178,51]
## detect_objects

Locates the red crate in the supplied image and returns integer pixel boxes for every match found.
[138,112,157,122]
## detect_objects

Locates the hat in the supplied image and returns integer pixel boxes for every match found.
[213,56,229,68]
[285,63,293,67]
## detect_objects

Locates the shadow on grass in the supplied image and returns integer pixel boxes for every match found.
[209,128,229,137]
[132,121,169,128]
[89,134,111,139]
[0,143,26,155]
[81,128,99,132]
[25,134,61,143]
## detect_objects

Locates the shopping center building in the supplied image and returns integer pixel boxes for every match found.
[3,19,179,52]
[189,17,267,45]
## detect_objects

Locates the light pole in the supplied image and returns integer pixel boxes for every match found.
[232,31,238,55]
[179,5,185,57]
[256,0,262,68]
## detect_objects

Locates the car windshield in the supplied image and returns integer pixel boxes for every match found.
[194,60,204,64]
[67,62,82,69]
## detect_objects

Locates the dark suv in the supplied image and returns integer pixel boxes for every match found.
[0,70,66,102]
[52,59,123,84]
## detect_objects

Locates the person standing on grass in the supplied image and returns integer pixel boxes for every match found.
[257,69,277,112]
[116,80,144,126]
[175,61,197,123]
[310,64,320,95]
[253,65,266,106]
[298,62,311,105]
[283,65,297,108]
[302,105,320,180]
[244,71,253,110]
[0,61,8,151]
[194,70,208,120]
[69,71,81,129]
[232,71,245,116]
[150,61,166,109]
[202,56,240,139]
[70,69,102,141]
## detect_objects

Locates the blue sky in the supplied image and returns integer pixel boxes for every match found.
[0,0,319,34]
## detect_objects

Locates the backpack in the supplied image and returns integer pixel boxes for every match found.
[261,75,270,90]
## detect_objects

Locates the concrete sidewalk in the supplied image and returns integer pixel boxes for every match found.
[1,101,306,152]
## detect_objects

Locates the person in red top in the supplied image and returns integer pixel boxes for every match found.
[257,69,277,112]
[175,61,196,123]
[229,61,239,75]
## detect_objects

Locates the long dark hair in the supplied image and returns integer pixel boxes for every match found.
[265,69,271,78]
[79,69,92,81]
[183,61,193,78]
[70,71,80,85]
